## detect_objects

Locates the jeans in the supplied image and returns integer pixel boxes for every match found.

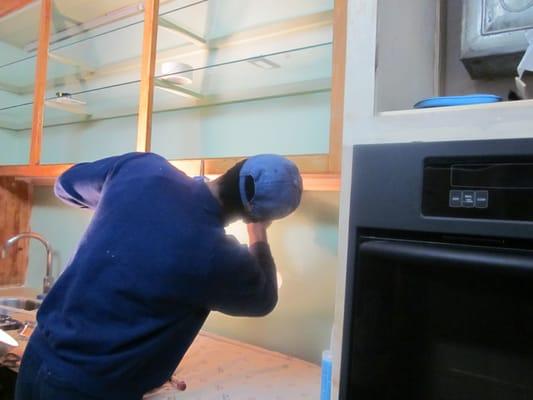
[15,343,101,400]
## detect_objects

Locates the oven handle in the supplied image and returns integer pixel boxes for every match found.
[360,240,533,275]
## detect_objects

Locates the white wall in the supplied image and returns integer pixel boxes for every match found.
[0,128,30,164]
[26,190,93,289]
[204,191,338,363]
[41,115,137,163]
[375,0,439,112]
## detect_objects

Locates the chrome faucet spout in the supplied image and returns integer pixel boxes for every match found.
[2,232,53,296]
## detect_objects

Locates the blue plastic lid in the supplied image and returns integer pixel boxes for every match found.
[414,94,503,109]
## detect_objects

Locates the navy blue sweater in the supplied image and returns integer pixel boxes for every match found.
[30,152,277,398]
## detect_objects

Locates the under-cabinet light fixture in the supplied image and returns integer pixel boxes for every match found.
[50,92,86,106]
[154,78,203,100]
[248,57,281,70]
[44,92,90,117]
[160,62,193,85]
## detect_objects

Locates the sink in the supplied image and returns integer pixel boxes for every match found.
[0,297,41,311]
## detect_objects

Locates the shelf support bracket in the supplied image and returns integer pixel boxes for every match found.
[158,17,206,48]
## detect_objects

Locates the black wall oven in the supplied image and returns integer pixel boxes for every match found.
[340,140,533,400]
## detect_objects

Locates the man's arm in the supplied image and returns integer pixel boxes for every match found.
[54,153,142,209]
[247,221,270,246]
[206,222,278,317]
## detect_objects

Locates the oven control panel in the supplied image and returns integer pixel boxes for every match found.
[422,158,533,221]
[448,190,488,209]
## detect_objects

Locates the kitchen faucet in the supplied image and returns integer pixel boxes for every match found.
[1,232,54,296]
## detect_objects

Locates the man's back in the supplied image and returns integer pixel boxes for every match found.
[29,153,277,398]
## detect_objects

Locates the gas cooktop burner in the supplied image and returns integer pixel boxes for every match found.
[0,314,22,331]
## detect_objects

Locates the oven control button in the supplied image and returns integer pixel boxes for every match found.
[475,191,489,208]
[449,190,462,207]
[461,191,475,208]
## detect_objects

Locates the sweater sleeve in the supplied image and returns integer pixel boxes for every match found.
[206,236,278,317]
[54,153,141,209]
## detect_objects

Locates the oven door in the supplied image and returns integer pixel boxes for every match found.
[346,238,533,400]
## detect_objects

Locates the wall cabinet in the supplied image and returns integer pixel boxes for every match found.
[0,0,346,190]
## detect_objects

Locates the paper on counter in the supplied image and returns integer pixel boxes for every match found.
[516,30,533,98]
[0,329,18,347]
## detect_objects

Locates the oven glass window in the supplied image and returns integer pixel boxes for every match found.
[347,239,533,400]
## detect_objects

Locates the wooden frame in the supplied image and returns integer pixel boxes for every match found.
[0,0,34,18]
[29,0,52,165]
[328,0,347,173]
[136,0,160,152]
[0,0,347,191]
[0,155,340,191]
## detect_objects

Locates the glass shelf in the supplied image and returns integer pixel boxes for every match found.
[0,0,201,93]
[0,0,40,120]
[43,0,206,93]
[151,41,332,160]
[153,42,332,111]
[0,43,332,131]
[0,0,332,97]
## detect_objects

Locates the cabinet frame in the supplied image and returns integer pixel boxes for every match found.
[0,0,347,191]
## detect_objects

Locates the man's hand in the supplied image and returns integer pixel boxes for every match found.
[169,377,186,391]
[144,378,186,398]
[247,221,271,246]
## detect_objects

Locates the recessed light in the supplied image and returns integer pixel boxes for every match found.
[160,62,193,85]
[51,92,86,106]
